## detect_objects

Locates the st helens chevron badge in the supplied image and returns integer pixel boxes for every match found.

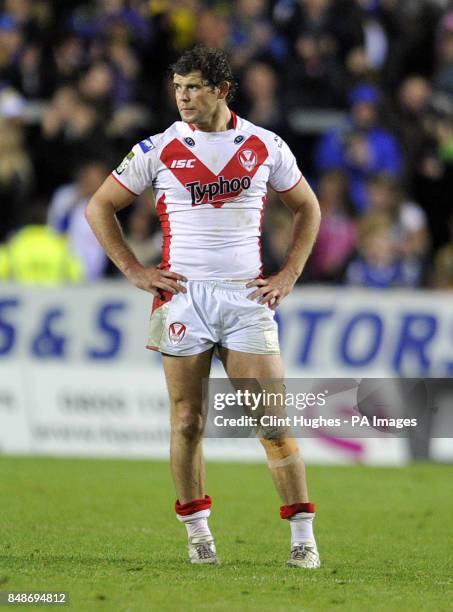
[168,322,187,345]
[238,149,257,172]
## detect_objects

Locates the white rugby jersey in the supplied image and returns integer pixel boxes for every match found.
[112,112,302,280]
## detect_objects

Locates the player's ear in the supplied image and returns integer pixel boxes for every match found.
[217,81,230,100]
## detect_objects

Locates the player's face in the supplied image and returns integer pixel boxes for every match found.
[173,71,223,126]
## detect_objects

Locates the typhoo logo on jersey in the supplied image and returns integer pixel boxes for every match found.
[162,134,268,206]
[187,175,251,205]
[168,322,187,345]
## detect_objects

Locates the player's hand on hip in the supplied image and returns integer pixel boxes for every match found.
[126,265,187,297]
[246,270,296,310]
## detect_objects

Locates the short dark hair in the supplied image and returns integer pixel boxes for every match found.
[170,45,237,103]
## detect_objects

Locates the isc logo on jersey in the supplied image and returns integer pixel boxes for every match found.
[171,159,195,168]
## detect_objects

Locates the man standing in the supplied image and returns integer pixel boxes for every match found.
[86,46,321,568]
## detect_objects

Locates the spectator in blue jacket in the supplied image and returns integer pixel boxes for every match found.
[315,83,402,211]
[345,213,420,289]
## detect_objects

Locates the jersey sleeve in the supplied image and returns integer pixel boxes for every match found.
[268,136,303,193]
[111,141,156,196]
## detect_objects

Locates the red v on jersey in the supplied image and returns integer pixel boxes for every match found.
[160,135,268,207]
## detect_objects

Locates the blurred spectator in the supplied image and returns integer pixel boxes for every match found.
[282,27,345,109]
[0,205,83,284]
[357,0,388,73]
[195,8,231,49]
[2,0,53,41]
[35,86,111,194]
[148,0,199,52]
[48,161,110,280]
[262,202,293,277]
[50,35,86,91]
[434,10,453,97]
[1,0,54,95]
[48,160,105,231]
[413,91,453,251]
[0,84,26,122]
[139,1,200,107]
[275,0,365,107]
[124,202,162,269]
[309,170,357,282]
[378,0,441,88]
[240,61,285,132]
[39,84,79,135]
[392,75,432,186]
[435,98,453,165]
[0,118,33,240]
[78,62,114,120]
[47,180,80,235]
[274,0,364,62]
[107,103,152,150]
[0,13,24,86]
[229,0,286,72]
[315,83,402,211]
[367,174,429,259]
[344,43,374,91]
[432,212,453,289]
[345,213,420,288]
[106,37,141,106]
[70,0,150,45]
[11,42,50,98]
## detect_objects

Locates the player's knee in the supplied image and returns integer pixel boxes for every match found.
[260,437,301,468]
[172,408,204,441]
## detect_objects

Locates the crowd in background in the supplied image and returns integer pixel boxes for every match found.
[1,0,453,288]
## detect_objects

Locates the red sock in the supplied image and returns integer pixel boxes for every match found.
[175,495,212,516]
[280,502,316,520]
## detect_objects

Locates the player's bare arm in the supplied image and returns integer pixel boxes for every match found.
[85,176,187,297]
[247,177,321,309]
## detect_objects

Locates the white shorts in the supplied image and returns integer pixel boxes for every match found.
[146,280,280,356]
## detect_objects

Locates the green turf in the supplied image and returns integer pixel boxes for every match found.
[0,457,452,612]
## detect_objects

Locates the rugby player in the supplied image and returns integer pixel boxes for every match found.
[86,46,321,568]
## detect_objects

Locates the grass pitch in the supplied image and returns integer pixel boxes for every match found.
[0,457,452,611]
